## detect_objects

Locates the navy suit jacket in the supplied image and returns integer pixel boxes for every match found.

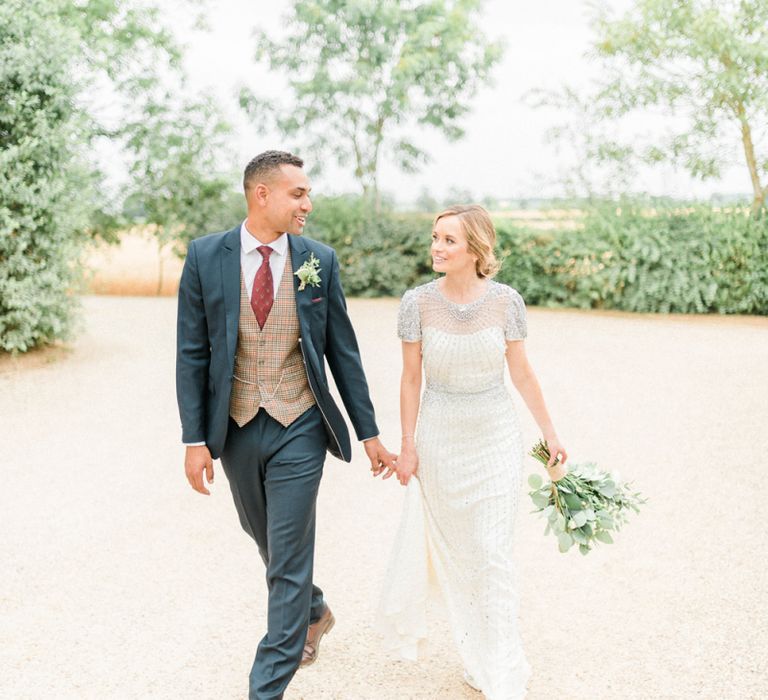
[175,225,379,461]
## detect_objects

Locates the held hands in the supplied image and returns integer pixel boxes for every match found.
[393,440,418,486]
[363,437,398,478]
[185,445,214,495]
[367,434,419,487]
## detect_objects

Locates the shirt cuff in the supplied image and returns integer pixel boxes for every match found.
[360,435,379,442]
[184,441,206,447]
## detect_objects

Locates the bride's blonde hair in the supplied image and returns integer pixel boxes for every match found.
[433,205,501,278]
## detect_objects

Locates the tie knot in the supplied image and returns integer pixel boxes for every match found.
[257,245,272,260]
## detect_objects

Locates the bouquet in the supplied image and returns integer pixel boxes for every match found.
[527,440,645,555]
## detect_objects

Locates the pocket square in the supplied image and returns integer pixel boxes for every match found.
[311,297,324,303]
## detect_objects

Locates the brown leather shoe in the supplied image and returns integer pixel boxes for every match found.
[300,605,335,668]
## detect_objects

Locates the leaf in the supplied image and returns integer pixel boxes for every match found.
[571,529,587,544]
[572,510,588,527]
[563,493,583,511]
[579,544,591,556]
[595,530,614,544]
[528,473,543,489]
[530,492,550,509]
[558,532,574,553]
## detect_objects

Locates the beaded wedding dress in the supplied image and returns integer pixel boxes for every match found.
[380,279,531,699]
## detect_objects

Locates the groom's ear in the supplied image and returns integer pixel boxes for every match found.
[247,183,270,207]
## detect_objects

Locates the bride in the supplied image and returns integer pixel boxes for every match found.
[380,205,567,699]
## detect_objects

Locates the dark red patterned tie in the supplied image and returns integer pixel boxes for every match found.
[250,245,274,329]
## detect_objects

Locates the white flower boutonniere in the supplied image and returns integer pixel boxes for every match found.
[295,253,322,291]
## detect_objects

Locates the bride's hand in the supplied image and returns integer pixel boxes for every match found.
[395,446,419,487]
[544,435,568,482]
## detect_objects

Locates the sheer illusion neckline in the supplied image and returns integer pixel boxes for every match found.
[433,278,492,309]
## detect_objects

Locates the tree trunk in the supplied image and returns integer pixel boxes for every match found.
[156,238,164,296]
[372,170,380,214]
[350,126,367,198]
[371,115,384,214]
[736,103,766,216]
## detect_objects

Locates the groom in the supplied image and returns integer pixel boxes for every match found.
[176,150,396,699]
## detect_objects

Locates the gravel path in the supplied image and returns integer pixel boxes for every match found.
[2,296,766,699]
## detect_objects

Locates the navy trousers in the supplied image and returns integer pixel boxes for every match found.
[220,406,327,700]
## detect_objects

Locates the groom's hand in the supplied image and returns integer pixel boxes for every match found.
[185,445,214,495]
[362,437,397,478]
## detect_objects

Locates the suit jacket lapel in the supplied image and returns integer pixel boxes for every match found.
[221,226,241,365]
[288,234,311,329]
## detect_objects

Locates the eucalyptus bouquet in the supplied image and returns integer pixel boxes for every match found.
[527,440,645,555]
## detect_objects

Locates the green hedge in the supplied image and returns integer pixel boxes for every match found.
[495,205,768,314]
[306,197,768,314]
[305,195,435,297]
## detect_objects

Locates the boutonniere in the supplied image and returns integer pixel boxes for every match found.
[295,253,322,291]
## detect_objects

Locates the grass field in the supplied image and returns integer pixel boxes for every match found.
[84,230,184,297]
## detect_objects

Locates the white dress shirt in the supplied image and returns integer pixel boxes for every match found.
[240,220,288,299]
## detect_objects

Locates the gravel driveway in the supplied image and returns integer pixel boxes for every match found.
[1,296,766,699]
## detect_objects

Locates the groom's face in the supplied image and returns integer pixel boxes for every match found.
[263,164,313,235]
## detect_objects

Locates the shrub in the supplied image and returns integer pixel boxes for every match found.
[495,205,768,314]
[305,197,768,314]
[0,2,90,352]
[305,196,434,296]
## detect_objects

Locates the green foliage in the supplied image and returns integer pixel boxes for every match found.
[240,0,503,201]
[0,0,89,352]
[537,0,768,213]
[122,96,239,257]
[414,188,440,214]
[305,196,434,296]
[303,197,767,314]
[495,205,768,314]
[1,0,199,351]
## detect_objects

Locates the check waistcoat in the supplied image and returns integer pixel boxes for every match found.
[229,249,315,427]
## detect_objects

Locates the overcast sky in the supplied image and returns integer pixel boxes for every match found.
[169,0,749,203]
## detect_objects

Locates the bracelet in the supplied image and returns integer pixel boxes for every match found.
[401,434,414,440]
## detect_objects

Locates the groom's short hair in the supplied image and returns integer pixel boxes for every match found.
[243,151,304,192]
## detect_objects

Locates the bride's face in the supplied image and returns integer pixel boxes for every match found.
[431,215,477,275]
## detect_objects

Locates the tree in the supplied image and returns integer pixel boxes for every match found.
[0,0,215,351]
[0,1,91,352]
[526,87,639,200]
[443,186,474,207]
[414,187,440,214]
[538,0,768,214]
[121,95,240,293]
[240,0,502,209]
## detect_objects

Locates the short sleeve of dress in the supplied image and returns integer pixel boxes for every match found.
[397,289,421,342]
[505,288,528,341]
